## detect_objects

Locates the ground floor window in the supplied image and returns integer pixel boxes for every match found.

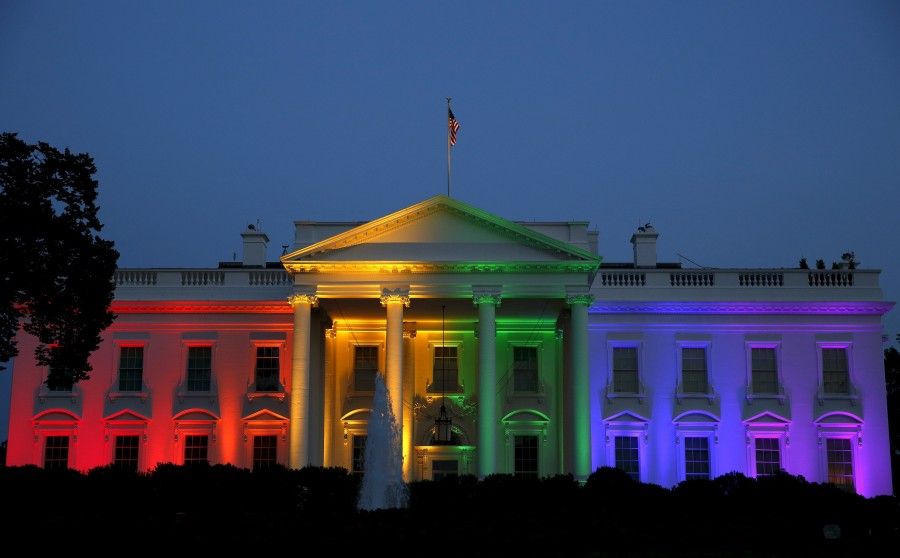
[825,438,854,490]
[253,435,278,470]
[114,435,140,472]
[684,437,711,481]
[184,435,209,464]
[432,459,458,481]
[352,435,367,475]
[615,436,640,481]
[44,436,70,470]
[514,435,539,479]
[754,438,781,477]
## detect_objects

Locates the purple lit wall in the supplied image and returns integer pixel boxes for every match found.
[588,303,892,497]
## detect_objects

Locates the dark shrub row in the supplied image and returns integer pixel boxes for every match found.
[1,464,896,555]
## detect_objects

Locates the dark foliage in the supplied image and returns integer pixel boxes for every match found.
[0,132,118,388]
[887,347,900,493]
[1,464,897,555]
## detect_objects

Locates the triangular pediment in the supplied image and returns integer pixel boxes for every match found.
[604,411,649,423]
[282,195,600,272]
[743,411,790,425]
[103,410,150,423]
[242,409,289,422]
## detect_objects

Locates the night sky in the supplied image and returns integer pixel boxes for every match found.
[2,1,899,440]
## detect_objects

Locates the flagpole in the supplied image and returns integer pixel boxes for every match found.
[446,97,452,197]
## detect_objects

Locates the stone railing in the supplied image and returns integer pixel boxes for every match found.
[595,268,877,290]
[114,268,292,288]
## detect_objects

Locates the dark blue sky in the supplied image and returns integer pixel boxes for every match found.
[2,1,899,440]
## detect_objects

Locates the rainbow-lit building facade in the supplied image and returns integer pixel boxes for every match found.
[5,196,894,495]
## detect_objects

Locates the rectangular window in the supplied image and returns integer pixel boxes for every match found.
[614,436,640,481]
[46,353,72,392]
[354,346,378,392]
[681,348,708,393]
[751,348,778,394]
[351,435,367,475]
[43,436,69,470]
[253,435,278,470]
[754,438,781,477]
[513,346,539,393]
[514,435,539,479]
[254,347,280,391]
[684,437,710,480]
[822,348,850,395]
[612,347,639,393]
[186,346,212,392]
[431,346,459,392]
[114,435,140,472]
[118,346,144,392]
[826,438,854,490]
[184,435,209,465]
[432,459,459,481]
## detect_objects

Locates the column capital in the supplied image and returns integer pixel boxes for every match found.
[288,286,318,307]
[566,294,594,307]
[380,287,410,307]
[472,285,502,307]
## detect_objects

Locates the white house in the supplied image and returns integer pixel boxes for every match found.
[5,195,894,495]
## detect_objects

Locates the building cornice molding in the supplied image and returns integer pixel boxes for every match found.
[589,301,895,316]
[282,260,599,274]
[281,195,601,265]
[111,301,293,314]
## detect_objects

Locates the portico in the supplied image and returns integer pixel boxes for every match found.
[280,195,600,480]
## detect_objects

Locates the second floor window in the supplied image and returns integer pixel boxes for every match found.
[354,346,378,392]
[118,347,144,392]
[187,347,212,392]
[513,346,539,393]
[254,347,280,391]
[431,346,459,392]
[681,348,708,393]
[751,348,778,394]
[612,347,639,393]
[822,348,850,394]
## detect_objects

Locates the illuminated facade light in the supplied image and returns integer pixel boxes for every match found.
[4,196,894,496]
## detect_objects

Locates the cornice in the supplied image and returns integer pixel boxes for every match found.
[111,301,293,314]
[588,301,895,316]
[281,195,601,264]
[282,261,599,274]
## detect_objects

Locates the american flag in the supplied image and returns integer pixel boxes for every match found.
[448,107,460,146]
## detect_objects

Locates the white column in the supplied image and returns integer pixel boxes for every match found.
[567,292,593,481]
[381,288,409,437]
[288,287,317,469]
[323,327,336,467]
[474,286,501,477]
[402,328,416,481]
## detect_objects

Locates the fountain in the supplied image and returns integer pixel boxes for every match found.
[357,372,408,510]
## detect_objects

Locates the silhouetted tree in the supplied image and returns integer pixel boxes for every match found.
[886,346,900,493]
[0,133,118,388]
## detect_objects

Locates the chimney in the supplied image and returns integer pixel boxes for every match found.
[241,224,269,267]
[630,224,658,268]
